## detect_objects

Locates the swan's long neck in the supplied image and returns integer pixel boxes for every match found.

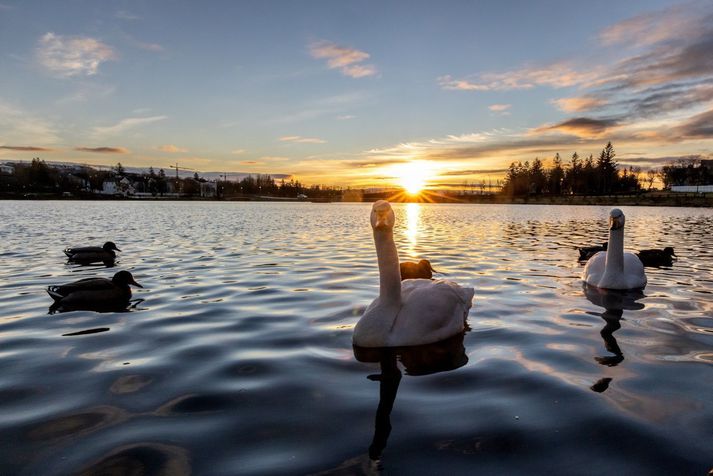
[604,227,624,275]
[373,228,402,305]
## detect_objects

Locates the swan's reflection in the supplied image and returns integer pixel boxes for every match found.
[583,285,645,390]
[353,333,468,466]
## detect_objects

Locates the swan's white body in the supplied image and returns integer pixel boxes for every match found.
[583,209,646,290]
[353,201,475,347]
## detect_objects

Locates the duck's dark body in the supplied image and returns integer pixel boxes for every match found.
[400,259,435,280]
[47,271,141,313]
[636,247,676,267]
[64,242,120,264]
[578,243,607,261]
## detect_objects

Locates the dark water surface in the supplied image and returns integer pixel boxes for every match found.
[0,201,711,475]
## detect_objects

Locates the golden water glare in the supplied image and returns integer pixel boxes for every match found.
[405,202,421,257]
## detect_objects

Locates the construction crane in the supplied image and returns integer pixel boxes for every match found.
[168,163,196,194]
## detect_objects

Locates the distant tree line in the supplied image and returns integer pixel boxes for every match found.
[0,158,341,199]
[659,158,713,189]
[501,142,642,196]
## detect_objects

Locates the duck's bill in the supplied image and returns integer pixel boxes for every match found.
[130,278,143,288]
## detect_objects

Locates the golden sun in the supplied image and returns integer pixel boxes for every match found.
[394,161,432,195]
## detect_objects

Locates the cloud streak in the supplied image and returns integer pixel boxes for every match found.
[0,145,53,151]
[75,147,129,153]
[309,41,377,78]
[36,32,116,77]
[93,115,167,137]
[157,144,187,153]
[279,135,326,144]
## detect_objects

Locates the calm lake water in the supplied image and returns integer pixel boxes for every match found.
[0,201,711,475]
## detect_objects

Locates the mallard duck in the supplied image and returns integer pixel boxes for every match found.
[578,242,607,261]
[64,241,121,264]
[583,209,646,290]
[399,259,436,280]
[353,201,474,347]
[636,247,676,267]
[47,270,142,313]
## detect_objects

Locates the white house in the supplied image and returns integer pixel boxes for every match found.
[0,164,14,175]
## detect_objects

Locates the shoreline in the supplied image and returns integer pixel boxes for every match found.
[2,192,712,207]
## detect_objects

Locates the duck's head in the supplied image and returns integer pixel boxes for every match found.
[371,200,395,231]
[112,270,143,288]
[609,208,625,230]
[664,246,676,256]
[103,241,121,252]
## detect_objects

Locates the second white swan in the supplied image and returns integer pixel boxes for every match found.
[353,201,475,347]
[583,208,647,290]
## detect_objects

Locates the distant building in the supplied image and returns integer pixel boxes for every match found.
[671,185,713,193]
[200,181,217,197]
[0,164,14,175]
[101,177,135,196]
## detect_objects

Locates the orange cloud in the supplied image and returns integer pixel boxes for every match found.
[309,40,377,78]
[157,144,188,153]
[552,96,608,112]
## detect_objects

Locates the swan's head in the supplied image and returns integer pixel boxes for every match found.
[609,208,625,230]
[371,200,395,230]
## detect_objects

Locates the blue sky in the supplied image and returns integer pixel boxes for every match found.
[1,0,712,187]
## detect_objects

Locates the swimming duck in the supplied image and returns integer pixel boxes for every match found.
[636,247,676,267]
[583,209,647,290]
[47,270,142,313]
[64,241,121,264]
[353,201,475,347]
[578,242,607,261]
[399,259,436,280]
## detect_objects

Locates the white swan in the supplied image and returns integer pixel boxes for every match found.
[583,208,647,290]
[353,201,475,347]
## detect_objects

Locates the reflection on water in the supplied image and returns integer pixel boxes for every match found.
[584,285,646,370]
[404,202,421,258]
[354,333,468,466]
[0,201,712,474]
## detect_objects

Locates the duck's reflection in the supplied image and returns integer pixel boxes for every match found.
[583,285,645,391]
[353,333,468,466]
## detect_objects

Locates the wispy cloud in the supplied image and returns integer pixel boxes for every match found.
[309,40,377,78]
[75,146,129,154]
[279,135,327,144]
[599,3,707,48]
[535,117,619,138]
[438,62,597,91]
[231,149,246,155]
[36,32,116,77]
[116,10,141,21]
[671,108,713,139]
[0,100,60,145]
[92,115,167,137]
[0,145,54,151]
[157,144,187,153]
[551,96,607,113]
[337,114,356,120]
[488,104,511,112]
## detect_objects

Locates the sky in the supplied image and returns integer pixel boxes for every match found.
[1,0,712,188]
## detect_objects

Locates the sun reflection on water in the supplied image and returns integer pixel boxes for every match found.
[405,203,421,256]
